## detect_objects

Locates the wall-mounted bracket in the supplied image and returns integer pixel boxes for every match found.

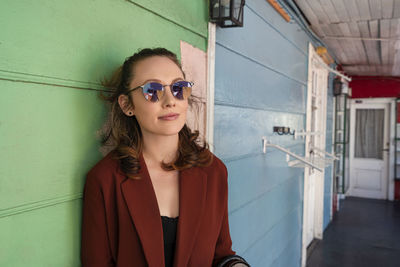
[310,146,339,161]
[294,130,323,140]
[289,147,339,169]
[288,157,329,169]
[262,137,323,172]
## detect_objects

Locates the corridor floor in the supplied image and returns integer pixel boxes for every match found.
[306,197,400,267]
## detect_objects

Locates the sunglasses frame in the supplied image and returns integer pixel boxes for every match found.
[125,80,194,102]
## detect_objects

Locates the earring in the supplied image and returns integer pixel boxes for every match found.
[128,111,133,116]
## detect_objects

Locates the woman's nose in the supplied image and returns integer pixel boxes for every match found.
[161,85,176,108]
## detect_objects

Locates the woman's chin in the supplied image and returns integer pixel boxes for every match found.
[150,126,185,137]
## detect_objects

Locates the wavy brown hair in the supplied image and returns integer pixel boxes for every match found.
[100,48,212,179]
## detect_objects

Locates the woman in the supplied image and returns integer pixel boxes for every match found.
[81,48,246,267]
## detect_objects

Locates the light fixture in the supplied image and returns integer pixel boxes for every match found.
[210,0,245,28]
[333,77,350,96]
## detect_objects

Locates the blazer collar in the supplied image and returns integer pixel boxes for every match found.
[120,153,207,267]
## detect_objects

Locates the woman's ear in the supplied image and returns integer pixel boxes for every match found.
[118,94,135,116]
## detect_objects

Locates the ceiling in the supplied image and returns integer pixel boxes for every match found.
[294,0,400,77]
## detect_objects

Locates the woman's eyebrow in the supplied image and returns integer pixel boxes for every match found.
[141,77,185,84]
[171,77,185,83]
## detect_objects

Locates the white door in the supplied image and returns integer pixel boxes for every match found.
[305,70,319,246]
[303,45,328,247]
[301,43,330,267]
[349,100,389,199]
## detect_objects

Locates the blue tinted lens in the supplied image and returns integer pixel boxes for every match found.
[141,81,192,102]
[172,81,192,100]
[143,82,163,102]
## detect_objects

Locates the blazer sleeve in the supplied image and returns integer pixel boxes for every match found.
[212,163,236,266]
[81,171,115,267]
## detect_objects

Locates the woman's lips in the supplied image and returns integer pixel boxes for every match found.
[158,113,179,121]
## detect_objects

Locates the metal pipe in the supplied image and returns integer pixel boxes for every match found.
[312,56,352,82]
[262,138,323,171]
[324,36,400,42]
[311,146,339,160]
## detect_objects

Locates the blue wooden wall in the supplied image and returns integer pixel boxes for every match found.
[213,0,334,266]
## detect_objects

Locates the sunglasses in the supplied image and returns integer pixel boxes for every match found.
[126,80,193,102]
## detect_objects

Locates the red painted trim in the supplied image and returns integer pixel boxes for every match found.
[332,193,337,213]
[398,103,400,123]
[395,180,400,201]
[349,76,400,98]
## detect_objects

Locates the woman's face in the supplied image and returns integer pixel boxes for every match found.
[122,56,189,138]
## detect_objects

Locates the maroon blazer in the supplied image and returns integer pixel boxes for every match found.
[81,151,236,267]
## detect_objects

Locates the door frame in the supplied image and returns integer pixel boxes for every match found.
[301,43,329,267]
[206,22,216,152]
[330,97,336,219]
[348,97,395,201]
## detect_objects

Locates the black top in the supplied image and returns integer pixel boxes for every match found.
[161,216,179,267]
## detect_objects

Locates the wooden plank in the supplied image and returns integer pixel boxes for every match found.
[347,0,362,22]
[343,66,365,75]
[392,19,400,75]
[368,20,381,65]
[328,23,342,36]
[306,0,330,24]
[355,0,372,20]
[389,19,400,65]
[357,66,377,75]
[391,49,400,76]
[337,22,352,37]
[319,0,341,23]
[0,200,83,267]
[358,21,377,72]
[361,65,369,74]
[342,66,353,74]
[338,22,362,64]
[369,0,382,20]
[311,24,325,37]
[382,0,394,19]
[330,0,350,22]
[346,66,373,75]
[266,0,291,22]
[0,81,105,209]
[329,23,354,64]
[366,20,381,74]
[214,45,307,111]
[0,0,209,85]
[348,21,369,64]
[295,0,319,26]
[294,1,324,38]
[380,19,391,65]
[368,65,380,75]
[321,24,348,63]
[381,65,392,76]
[393,0,400,18]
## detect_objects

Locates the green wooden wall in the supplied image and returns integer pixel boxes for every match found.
[0,0,208,266]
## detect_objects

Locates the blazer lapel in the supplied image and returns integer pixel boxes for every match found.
[120,153,208,267]
[174,166,207,267]
[121,154,164,267]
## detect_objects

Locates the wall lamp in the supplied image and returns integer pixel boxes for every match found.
[209,0,245,28]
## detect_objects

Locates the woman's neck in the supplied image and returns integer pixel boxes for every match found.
[141,132,179,167]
